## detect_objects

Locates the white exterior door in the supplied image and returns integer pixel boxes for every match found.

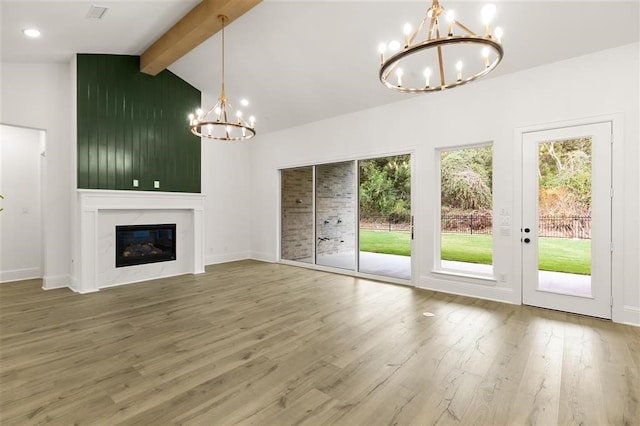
[522,122,612,319]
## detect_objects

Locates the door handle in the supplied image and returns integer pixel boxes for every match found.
[523,237,531,243]
[411,215,414,240]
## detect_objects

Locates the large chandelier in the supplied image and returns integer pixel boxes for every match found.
[378,0,504,93]
[189,15,255,141]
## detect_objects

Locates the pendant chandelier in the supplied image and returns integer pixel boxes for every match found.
[189,15,255,141]
[378,0,504,93]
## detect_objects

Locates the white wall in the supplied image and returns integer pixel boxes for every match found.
[200,91,252,265]
[249,43,640,326]
[0,125,44,282]
[1,63,72,289]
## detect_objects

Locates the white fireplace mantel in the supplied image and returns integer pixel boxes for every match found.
[75,189,205,293]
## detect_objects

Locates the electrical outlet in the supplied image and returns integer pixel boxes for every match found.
[499,273,507,282]
[133,179,139,187]
[154,180,160,189]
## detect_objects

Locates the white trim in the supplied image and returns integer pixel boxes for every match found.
[418,275,515,304]
[619,306,640,327]
[251,251,277,263]
[206,251,251,265]
[431,269,496,284]
[0,268,42,283]
[42,274,71,290]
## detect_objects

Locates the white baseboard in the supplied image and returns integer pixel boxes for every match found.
[0,268,42,283]
[42,274,71,290]
[249,251,277,263]
[418,275,516,305]
[205,251,251,266]
[615,305,640,327]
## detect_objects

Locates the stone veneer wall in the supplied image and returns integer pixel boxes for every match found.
[281,167,313,261]
[315,162,355,256]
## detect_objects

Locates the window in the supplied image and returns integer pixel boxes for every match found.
[437,144,493,277]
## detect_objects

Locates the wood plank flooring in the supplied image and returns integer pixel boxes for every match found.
[1,260,638,425]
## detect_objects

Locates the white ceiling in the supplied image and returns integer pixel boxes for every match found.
[2,1,639,135]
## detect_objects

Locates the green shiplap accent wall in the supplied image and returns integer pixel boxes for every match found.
[77,54,201,192]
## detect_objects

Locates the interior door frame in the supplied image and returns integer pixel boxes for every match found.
[512,115,624,321]
[0,123,47,283]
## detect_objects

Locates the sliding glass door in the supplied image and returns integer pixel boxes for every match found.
[315,162,356,270]
[281,167,313,263]
[358,155,411,280]
[280,154,411,282]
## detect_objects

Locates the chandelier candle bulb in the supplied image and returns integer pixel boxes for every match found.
[378,43,386,63]
[424,68,431,87]
[495,27,503,43]
[456,61,463,81]
[446,10,455,36]
[396,68,403,86]
[403,23,412,46]
[481,4,496,37]
[482,47,490,68]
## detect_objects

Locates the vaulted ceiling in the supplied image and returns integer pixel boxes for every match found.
[2,1,638,135]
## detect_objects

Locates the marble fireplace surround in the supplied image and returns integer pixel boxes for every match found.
[75,190,205,293]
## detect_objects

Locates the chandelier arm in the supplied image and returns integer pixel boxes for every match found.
[427,15,437,41]
[410,15,430,45]
[454,20,477,37]
[436,45,446,87]
[203,101,220,119]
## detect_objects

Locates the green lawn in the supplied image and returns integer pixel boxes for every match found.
[359,230,591,275]
[359,229,411,256]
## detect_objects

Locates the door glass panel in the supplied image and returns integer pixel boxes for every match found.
[358,155,411,279]
[315,162,356,270]
[537,138,592,296]
[281,167,313,263]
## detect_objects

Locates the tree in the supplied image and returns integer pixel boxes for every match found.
[440,146,493,212]
[538,138,591,215]
[359,155,411,220]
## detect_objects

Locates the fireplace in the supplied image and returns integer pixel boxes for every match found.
[116,224,176,267]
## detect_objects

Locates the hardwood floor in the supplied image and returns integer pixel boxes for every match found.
[1,260,638,425]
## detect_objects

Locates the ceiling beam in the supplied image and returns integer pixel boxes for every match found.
[140,0,262,76]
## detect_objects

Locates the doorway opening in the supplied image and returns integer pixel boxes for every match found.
[0,124,46,283]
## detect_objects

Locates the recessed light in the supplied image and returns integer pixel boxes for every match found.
[22,28,41,38]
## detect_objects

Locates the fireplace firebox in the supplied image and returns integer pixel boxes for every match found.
[115,224,176,267]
